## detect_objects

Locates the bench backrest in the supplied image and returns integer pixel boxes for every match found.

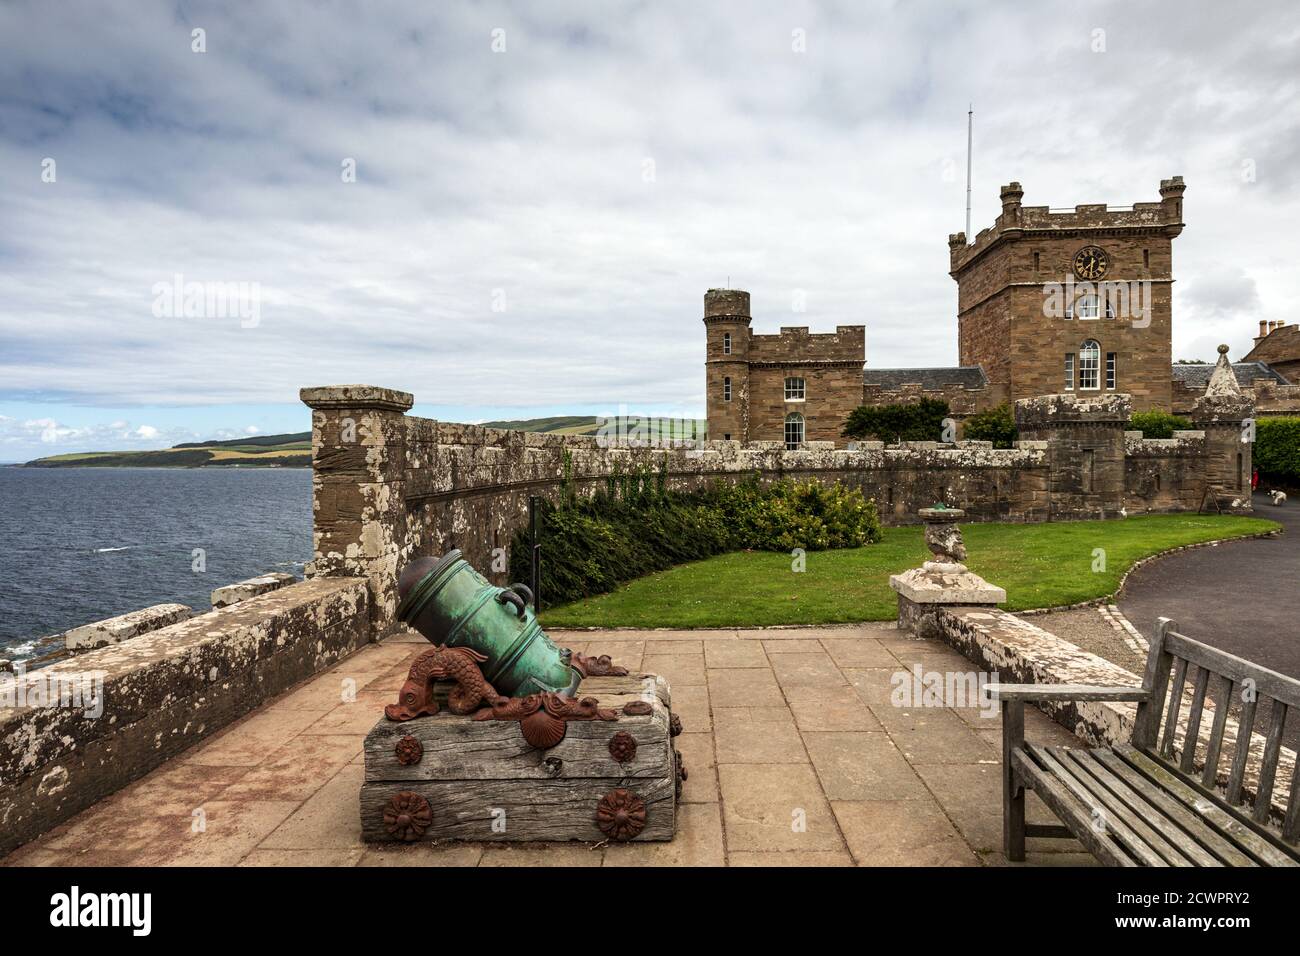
[1132,617,1300,844]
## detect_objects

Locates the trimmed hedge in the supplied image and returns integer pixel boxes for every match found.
[1129,410,1192,439]
[962,403,1018,448]
[843,397,950,443]
[1255,417,1300,484]
[510,470,882,607]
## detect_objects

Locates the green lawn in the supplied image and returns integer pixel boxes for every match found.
[539,514,1279,629]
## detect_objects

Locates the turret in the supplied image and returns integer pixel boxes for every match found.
[703,288,751,442]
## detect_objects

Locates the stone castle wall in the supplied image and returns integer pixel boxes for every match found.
[302,385,1254,640]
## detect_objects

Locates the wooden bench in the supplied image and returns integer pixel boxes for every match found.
[989,618,1300,866]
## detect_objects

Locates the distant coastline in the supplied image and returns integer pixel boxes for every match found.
[22,431,312,468]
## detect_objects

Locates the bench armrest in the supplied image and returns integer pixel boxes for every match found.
[986,683,1149,703]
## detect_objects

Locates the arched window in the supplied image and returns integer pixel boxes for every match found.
[784,413,804,450]
[784,376,806,401]
[1078,340,1101,390]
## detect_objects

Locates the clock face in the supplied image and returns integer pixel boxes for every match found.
[1073,245,1109,281]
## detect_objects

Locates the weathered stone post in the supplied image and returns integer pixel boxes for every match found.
[1191,344,1254,511]
[1014,393,1130,520]
[889,506,1005,639]
[300,385,414,640]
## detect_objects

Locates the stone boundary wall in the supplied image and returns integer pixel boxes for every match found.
[0,577,368,857]
[932,605,1295,819]
[302,385,1253,639]
[1173,378,1300,418]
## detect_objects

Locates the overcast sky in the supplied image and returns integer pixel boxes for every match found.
[1,0,1297,460]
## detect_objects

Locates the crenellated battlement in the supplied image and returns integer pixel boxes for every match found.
[951,177,1185,275]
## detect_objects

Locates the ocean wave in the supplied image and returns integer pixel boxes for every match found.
[93,546,131,553]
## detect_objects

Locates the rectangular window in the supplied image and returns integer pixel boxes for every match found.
[784,377,806,401]
[1077,294,1100,320]
[723,376,731,402]
[1106,352,1116,389]
[1143,248,1150,269]
[1064,354,1075,391]
[784,416,804,450]
[1104,291,1115,319]
[1033,251,1040,271]
[723,332,731,354]
[1079,349,1100,390]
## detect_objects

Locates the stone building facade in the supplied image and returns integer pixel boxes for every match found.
[1244,321,1300,384]
[830,177,1300,429]
[948,177,1185,411]
[703,288,865,446]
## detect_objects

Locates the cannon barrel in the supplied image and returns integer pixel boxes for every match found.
[396,550,581,698]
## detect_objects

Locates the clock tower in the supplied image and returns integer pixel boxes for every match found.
[948,177,1184,411]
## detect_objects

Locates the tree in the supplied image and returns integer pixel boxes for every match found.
[962,403,1018,448]
[842,398,950,443]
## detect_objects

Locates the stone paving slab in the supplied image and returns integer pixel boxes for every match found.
[3,622,1099,867]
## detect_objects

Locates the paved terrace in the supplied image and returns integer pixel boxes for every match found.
[4,624,1096,867]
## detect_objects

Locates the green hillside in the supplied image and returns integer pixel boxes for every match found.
[483,416,706,438]
[25,432,312,468]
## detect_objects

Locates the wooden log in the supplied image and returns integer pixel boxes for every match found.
[361,673,679,843]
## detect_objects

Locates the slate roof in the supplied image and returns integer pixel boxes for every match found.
[862,366,988,390]
[1170,362,1287,389]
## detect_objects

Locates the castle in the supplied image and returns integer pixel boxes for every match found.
[706,176,1300,446]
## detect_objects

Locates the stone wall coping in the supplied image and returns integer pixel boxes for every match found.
[300,385,414,412]
[61,603,192,651]
[6,577,366,690]
[210,571,297,608]
[1014,392,1134,425]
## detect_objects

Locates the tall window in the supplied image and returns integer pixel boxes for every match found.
[784,376,806,401]
[1064,353,1075,391]
[723,376,731,402]
[1078,340,1101,390]
[784,413,804,450]
[723,332,732,354]
[1106,352,1117,390]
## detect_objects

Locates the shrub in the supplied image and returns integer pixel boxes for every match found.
[1129,410,1191,439]
[961,403,1018,448]
[1255,417,1300,484]
[509,472,881,607]
[842,398,950,443]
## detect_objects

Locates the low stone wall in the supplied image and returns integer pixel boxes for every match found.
[301,385,1255,638]
[211,571,297,608]
[930,605,1294,817]
[61,603,192,651]
[0,577,368,858]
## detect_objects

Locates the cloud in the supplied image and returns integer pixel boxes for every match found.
[0,0,1297,416]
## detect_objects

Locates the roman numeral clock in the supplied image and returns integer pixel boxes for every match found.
[1073,245,1110,280]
